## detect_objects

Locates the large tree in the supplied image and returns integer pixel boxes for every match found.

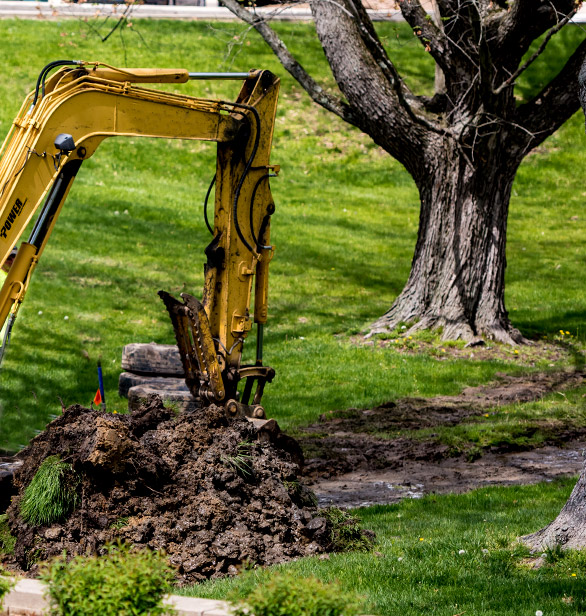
[223,0,585,343]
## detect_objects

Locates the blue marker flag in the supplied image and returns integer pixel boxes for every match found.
[96,359,105,409]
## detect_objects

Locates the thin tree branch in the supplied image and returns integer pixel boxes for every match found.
[493,5,579,94]
[515,37,586,150]
[398,0,454,74]
[78,2,134,43]
[221,0,356,125]
[496,0,581,62]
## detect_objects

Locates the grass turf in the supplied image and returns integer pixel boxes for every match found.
[0,17,584,616]
[0,19,583,453]
[179,478,586,615]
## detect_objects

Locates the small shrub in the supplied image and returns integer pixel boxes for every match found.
[0,514,16,555]
[0,568,14,611]
[230,570,362,616]
[41,542,175,616]
[323,507,375,552]
[20,455,79,526]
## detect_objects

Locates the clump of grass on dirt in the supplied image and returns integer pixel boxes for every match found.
[221,441,254,478]
[20,456,79,526]
[323,507,375,552]
[41,542,174,616]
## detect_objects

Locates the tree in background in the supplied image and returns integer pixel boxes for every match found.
[224,0,585,344]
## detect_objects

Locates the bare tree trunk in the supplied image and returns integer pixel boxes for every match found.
[369,136,526,344]
[523,459,586,551]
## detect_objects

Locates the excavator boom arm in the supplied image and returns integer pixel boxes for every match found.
[0,61,280,407]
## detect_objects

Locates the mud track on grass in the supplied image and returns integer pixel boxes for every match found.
[299,370,586,508]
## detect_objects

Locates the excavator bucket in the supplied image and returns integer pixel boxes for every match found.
[158,291,226,405]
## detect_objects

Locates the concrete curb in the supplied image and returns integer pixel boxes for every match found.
[1,578,231,616]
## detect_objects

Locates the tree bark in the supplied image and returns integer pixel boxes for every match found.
[369,135,526,343]
[522,459,586,551]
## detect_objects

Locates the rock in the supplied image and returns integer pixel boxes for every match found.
[44,527,62,540]
[306,516,327,531]
[79,417,135,475]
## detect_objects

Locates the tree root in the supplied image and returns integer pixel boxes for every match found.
[368,307,529,346]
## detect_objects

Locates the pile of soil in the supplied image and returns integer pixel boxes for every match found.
[4,397,344,584]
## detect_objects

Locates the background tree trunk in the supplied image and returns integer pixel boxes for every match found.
[370,136,526,343]
[522,460,586,551]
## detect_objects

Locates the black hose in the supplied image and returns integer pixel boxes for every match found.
[32,60,83,108]
[219,100,261,254]
[203,174,215,235]
[249,173,276,251]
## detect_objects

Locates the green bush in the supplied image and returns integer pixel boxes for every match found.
[231,570,362,616]
[20,456,79,526]
[41,542,175,616]
[0,569,14,611]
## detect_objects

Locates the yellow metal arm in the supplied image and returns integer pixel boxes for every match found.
[0,61,280,406]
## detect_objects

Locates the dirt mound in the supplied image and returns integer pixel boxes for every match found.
[5,397,338,583]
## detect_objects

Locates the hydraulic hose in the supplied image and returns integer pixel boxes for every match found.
[203,175,215,235]
[219,101,261,254]
[249,173,276,251]
[32,60,83,108]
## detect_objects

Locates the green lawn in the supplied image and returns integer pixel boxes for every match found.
[181,478,586,616]
[0,19,583,451]
[0,17,585,616]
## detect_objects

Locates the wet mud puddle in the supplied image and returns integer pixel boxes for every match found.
[312,441,586,508]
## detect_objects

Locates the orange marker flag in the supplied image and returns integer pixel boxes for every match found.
[93,388,102,406]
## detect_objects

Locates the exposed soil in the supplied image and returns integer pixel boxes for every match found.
[313,443,586,508]
[2,369,584,578]
[300,370,586,507]
[3,397,354,584]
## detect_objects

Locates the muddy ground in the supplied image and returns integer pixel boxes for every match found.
[2,369,584,579]
[3,398,360,583]
[300,370,586,507]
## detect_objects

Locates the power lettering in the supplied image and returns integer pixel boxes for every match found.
[0,198,26,239]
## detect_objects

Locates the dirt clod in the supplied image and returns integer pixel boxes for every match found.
[4,396,347,583]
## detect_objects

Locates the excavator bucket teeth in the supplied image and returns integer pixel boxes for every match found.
[158,290,225,404]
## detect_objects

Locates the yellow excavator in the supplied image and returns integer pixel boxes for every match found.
[0,60,280,417]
